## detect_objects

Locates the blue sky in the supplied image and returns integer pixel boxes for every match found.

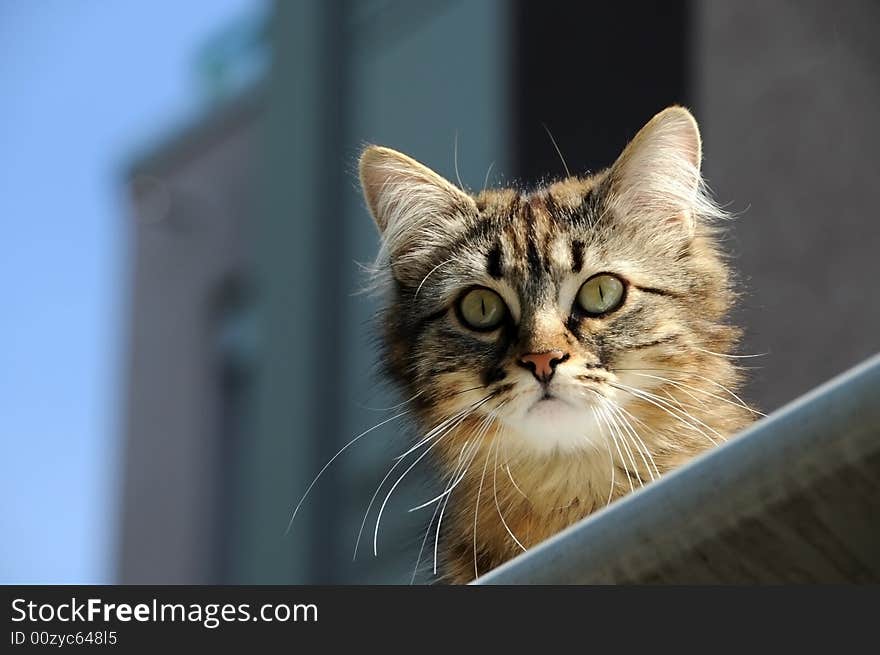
[0,0,266,583]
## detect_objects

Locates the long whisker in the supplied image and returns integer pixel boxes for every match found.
[410,439,471,584]
[407,451,473,512]
[612,366,753,410]
[580,387,656,483]
[612,401,655,433]
[604,405,643,487]
[355,389,423,413]
[639,373,709,409]
[614,407,662,480]
[613,382,714,441]
[611,382,723,447]
[286,409,409,536]
[605,400,659,480]
[373,396,493,556]
[693,346,768,359]
[410,409,496,512]
[414,258,455,300]
[636,383,728,444]
[492,427,526,552]
[354,459,405,560]
[500,433,533,502]
[447,384,497,398]
[434,406,502,575]
[505,462,530,502]
[354,398,486,559]
[433,434,484,576]
[659,386,692,413]
[595,405,633,492]
[473,430,494,580]
[542,122,571,178]
[626,370,765,417]
[374,430,460,559]
[410,486,443,585]
[591,406,616,506]
[482,161,495,192]
[612,400,670,457]
[610,399,677,468]
[453,131,464,189]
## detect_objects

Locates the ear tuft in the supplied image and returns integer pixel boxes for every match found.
[609,106,721,235]
[358,145,477,285]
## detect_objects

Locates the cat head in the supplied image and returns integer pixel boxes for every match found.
[359,107,739,456]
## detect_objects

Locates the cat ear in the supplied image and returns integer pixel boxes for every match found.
[359,145,476,281]
[608,106,710,236]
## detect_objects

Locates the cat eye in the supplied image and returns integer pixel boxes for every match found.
[577,273,626,316]
[458,287,507,331]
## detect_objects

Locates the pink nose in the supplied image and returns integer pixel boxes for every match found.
[518,350,567,383]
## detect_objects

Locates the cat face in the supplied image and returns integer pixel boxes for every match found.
[360,107,738,456]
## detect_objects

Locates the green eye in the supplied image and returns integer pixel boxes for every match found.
[577,273,625,315]
[459,288,507,331]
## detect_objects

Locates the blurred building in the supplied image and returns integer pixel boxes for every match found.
[119,0,880,583]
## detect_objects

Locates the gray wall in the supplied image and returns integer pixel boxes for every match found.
[696,0,880,411]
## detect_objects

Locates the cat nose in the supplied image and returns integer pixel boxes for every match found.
[518,350,567,383]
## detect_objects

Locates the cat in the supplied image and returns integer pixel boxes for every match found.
[358,106,755,584]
